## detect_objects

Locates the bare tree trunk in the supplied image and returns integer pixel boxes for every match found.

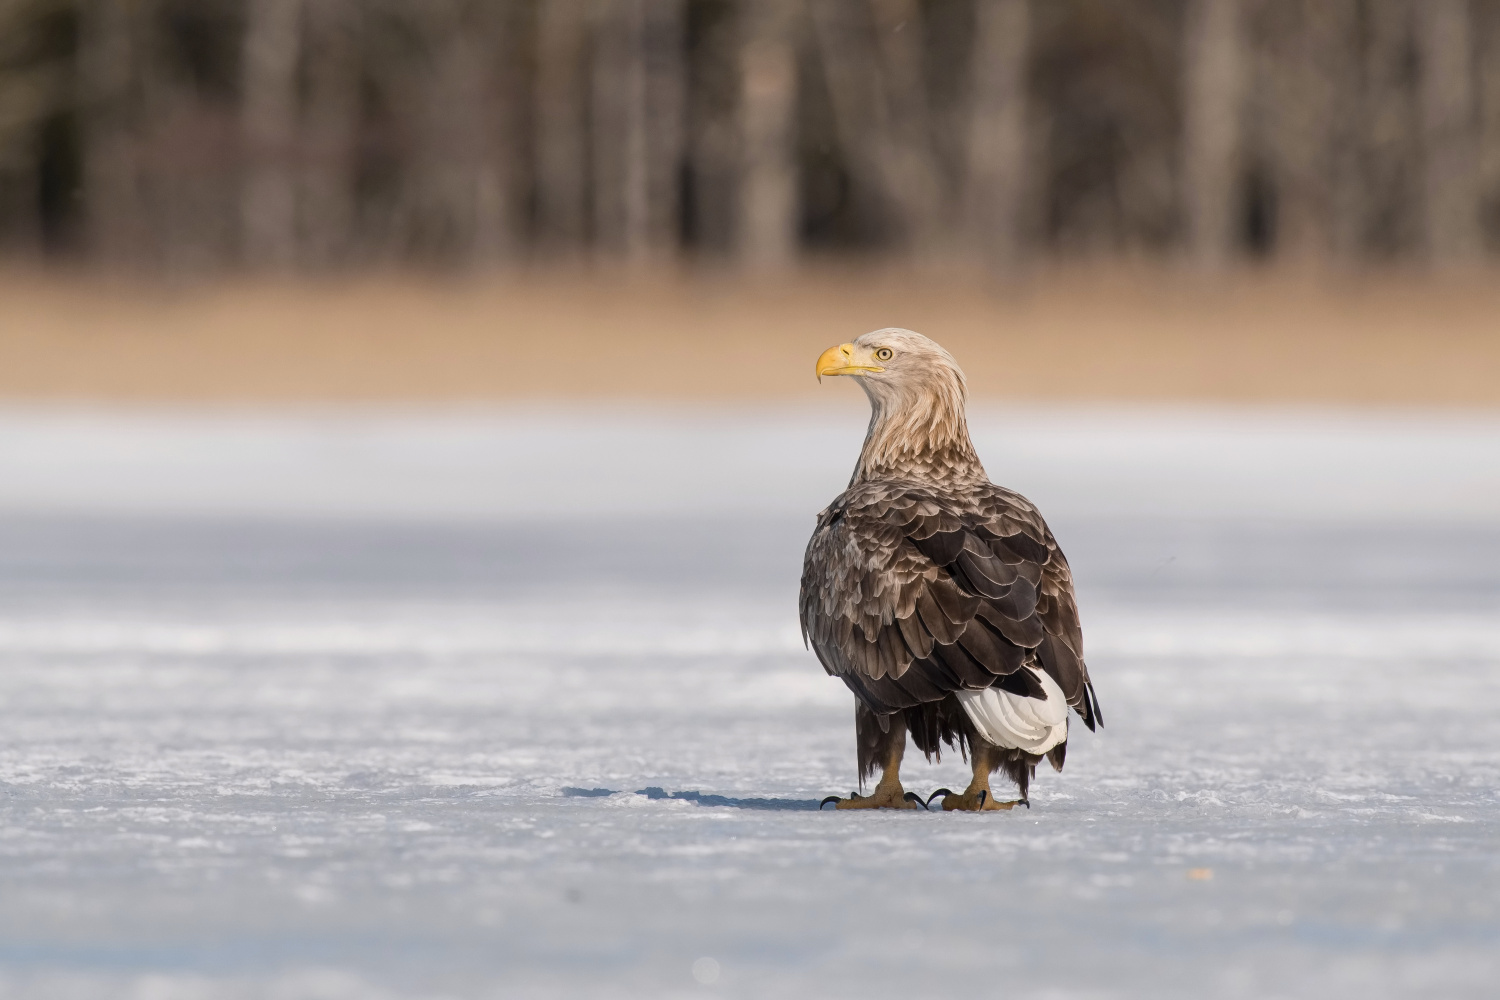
[131,5,239,275]
[643,0,685,256]
[737,0,800,270]
[535,0,591,253]
[0,152,39,256]
[1364,0,1421,257]
[0,1,61,257]
[1323,0,1367,261]
[808,0,945,254]
[1261,0,1361,264]
[1479,0,1500,249]
[593,0,683,262]
[964,0,1030,270]
[1417,0,1481,264]
[411,1,514,264]
[471,6,519,263]
[79,0,145,266]
[684,0,739,256]
[1180,0,1242,269]
[592,0,648,258]
[298,0,358,269]
[0,114,39,256]
[868,0,946,253]
[240,0,303,269]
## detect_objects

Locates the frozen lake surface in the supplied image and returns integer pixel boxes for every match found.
[0,406,1497,999]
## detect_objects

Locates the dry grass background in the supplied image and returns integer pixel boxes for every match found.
[0,265,1496,405]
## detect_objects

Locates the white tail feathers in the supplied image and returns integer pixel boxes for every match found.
[956,666,1069,754]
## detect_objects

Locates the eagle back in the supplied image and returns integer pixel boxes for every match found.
[799,479,1099,729]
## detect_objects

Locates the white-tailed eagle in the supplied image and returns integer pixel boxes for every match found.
[801,329,1101,811]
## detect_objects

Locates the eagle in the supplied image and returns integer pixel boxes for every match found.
[800,329,1101,811]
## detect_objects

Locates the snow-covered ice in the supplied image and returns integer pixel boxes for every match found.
[0,406,1496,999]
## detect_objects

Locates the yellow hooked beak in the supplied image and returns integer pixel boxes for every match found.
[816,343,884,381]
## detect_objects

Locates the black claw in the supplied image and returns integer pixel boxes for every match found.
[903,791,929,811]
[819,795,841,810]
[1022,798,1031,809]
[924,788,954,809]
[977,790,988,807]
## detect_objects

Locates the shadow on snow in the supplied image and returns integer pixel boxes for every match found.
[561,786,822,811]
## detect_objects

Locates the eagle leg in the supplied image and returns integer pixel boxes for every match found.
[927,743,1026,812]
[822,712,918,810]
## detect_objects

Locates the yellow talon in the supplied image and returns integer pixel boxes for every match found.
[929,787,1023,812]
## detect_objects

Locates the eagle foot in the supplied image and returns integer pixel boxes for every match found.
[925,788,1023,812]
[819,788,923,810]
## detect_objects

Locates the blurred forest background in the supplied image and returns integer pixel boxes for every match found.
[1,0,1498,403]
[2,0,1499,272]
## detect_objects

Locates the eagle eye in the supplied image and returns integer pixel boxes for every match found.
[875,347,894,362]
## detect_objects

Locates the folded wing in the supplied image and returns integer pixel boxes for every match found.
[800,482,1101,731]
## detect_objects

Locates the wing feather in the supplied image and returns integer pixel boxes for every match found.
[897,610,935,659]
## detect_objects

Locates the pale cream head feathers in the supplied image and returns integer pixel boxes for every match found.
[815,328,986,487]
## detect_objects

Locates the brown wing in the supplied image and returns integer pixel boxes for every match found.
[800,481,1101,730]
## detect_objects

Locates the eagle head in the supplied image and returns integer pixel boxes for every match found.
[815,328,980,487]
[815,328,967,406]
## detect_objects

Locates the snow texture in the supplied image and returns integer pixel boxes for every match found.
[0,405,1497,999]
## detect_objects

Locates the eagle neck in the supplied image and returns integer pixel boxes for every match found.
[850,377,986,489]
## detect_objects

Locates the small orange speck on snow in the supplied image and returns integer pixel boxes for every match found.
[1187,868,1214,881]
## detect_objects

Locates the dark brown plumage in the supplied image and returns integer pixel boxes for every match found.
[801,329,1101,811]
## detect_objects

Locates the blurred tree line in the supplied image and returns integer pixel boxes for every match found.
[1,0,1498,273]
